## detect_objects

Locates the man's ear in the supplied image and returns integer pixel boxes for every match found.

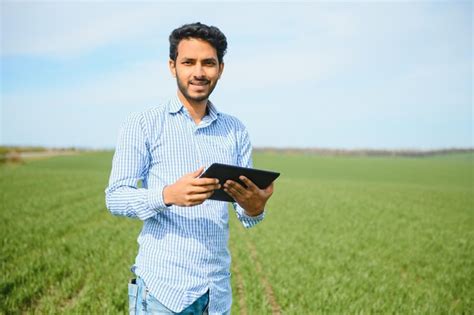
[169,59,176,77]
[218,62,224,79]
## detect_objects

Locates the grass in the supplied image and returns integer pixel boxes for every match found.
[1,151,473,314]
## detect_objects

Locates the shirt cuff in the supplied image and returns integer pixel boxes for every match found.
[236,204,265,228]
[147,184,171,212]
[242,209,265,220]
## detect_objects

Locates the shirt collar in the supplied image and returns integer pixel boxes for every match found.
[168,95,184,114]
[206,100,219,121]
[168,95,220,122]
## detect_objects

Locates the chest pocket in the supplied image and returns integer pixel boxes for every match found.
[197,130,236,166]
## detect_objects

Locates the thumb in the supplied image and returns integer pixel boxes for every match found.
[189,166,205,178]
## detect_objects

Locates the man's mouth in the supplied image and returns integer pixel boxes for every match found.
[190,80,210,86]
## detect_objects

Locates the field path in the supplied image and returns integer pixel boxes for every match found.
[246,240,282,315]
[231,257,248,315]
[22,150,79,160]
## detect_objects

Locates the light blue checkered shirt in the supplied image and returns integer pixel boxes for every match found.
[105,96,264,314]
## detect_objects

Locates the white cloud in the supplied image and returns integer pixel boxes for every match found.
[2,1,471,148]
[0,2,380,58]
[1,2,173,57]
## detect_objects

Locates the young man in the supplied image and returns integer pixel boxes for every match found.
[105,23,274,314]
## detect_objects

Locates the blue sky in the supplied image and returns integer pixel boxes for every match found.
[1,1,472,149]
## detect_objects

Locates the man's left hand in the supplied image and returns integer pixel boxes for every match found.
[223,176,274,217]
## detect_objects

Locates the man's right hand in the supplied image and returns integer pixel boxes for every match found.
[163,167,220,207]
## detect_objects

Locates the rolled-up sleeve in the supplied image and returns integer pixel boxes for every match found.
[232,126,266,228]
[105,113,170,220]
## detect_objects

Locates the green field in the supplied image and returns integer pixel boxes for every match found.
[1,151,473,314]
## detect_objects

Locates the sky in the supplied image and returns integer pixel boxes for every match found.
[1,1,472,149]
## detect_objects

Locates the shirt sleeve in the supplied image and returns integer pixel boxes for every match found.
[105,112,170,221]
[232,126,266,228]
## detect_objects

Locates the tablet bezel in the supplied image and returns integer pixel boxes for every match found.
[200,163,280,202]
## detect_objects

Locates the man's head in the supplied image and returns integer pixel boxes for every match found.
[169,23,227,105]
[169,22,227,65]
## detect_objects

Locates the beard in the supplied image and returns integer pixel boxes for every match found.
[176,75,218,103]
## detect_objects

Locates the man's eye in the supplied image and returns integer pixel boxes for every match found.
[182,61,192,65]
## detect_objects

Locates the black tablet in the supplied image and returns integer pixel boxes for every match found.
[200,163,280,202]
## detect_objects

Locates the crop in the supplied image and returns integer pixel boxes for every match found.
[1,151,473,314]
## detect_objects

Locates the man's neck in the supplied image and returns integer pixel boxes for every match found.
[177,92,208,124]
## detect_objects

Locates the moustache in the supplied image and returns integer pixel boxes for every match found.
[190,79,210,85]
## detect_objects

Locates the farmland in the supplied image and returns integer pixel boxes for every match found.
[1,151,473,314]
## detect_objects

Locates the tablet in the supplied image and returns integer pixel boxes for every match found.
[200,163,280,202]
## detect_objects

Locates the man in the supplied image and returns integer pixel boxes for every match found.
[105,22,274,314]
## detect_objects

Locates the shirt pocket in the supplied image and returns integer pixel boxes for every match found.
[198,131,236,166]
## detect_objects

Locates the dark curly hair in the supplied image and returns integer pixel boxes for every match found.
[169,22,228,64]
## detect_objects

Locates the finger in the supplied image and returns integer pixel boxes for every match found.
[223,186,238,200]
[224,186,247,204]
[187,192,214,203]
[224,180,246,197]
[188,166,205,178]
[239,176,259,192]
[264,182,274,194]
[228,180,248,195]
[189,184,221,194]
[192,177,220,187]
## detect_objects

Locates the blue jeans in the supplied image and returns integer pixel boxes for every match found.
[128,277,210,314]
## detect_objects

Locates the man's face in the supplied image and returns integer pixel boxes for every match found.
[169,38,224,104]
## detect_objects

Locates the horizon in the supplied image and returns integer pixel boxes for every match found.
[1,144,473,152]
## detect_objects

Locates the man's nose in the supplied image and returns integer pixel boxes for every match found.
[193,64,205,77]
